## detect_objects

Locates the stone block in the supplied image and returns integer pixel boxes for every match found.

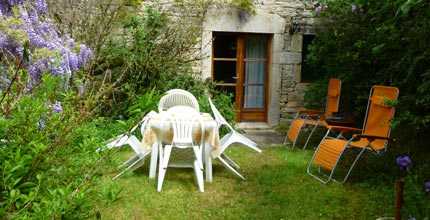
[279,52,302,64]
[290,34,303,52]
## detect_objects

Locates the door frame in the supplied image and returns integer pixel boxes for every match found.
[211,32,272,122]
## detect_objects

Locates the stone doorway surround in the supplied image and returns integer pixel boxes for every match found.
[201,8,286,127]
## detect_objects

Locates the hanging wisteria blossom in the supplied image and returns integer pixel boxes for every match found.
[0,0,92,87]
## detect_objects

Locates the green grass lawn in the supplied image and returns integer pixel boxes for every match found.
[95,146,396,219]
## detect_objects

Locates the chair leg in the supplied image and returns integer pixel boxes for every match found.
[149,142,159,179]
[157,145,172,192]
[221,154,240,170]
[113,157,143,180]
[341,148,366,183]
[218,156,245,180]
[303,124,319,150]
[193,161,204,192]
[119,155,138,169]
[204,143,213,183]
[192,146,203,169]
[193,146,204,192]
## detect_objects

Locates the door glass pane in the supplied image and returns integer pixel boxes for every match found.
[244,35,267,108]
[245,36,267,59]
[244,61,265,84]
[244,85,264,108]
[213,61,236,83]
[213,34,237,58]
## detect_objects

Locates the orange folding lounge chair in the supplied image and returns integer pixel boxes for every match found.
[284,78,342,149]
[307,85,399,184]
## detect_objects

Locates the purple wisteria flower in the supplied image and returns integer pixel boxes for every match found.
[34,0,48,14]
[1,0,92,86]
[7,0,25,6]
[396,155,412,170]
[0,33,9,48]
[425,181,430,193]
[51,101,63,113]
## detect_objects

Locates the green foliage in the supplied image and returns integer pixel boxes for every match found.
[93,6,202,115]
[303,78,329,110]
[231,0,256,14]
[307,1,430,218]
[402,173,430,218]
[306,0,430,144]
[126,88,161,119]
[0,74,128,218]
[99,182,122,205]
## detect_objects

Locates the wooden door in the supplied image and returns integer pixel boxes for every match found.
[213,33,271,122]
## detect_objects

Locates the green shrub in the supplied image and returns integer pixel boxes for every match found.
[92,6,202,115]
[0,75,128,218]
[306,0,430,147]
[307,1,430,217]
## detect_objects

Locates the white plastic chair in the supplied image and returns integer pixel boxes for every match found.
[100,111,157,151]
[112,135,151,180]
[101,111,156,180]
[158,89,200,112]
[157,107,204,192]
[208,97,262,180]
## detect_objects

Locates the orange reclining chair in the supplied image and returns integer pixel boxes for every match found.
[284,78,342,149]
[307,85,399,184]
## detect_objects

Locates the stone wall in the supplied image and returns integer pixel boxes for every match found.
[142,0,317,125]
[251,1,316,123]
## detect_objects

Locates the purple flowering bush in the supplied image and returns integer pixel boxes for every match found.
[0,0,92,89]
[0,1,120,218]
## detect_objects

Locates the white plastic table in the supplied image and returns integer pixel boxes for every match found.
[142,110,219,182]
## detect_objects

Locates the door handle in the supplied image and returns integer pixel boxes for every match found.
[232,76,238,80]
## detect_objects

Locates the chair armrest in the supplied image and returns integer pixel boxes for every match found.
[327,125,362,132]
[352,134,394,142]
[297,109,323,115]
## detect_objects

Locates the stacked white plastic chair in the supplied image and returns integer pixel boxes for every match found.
[208,97,262,180]
[157,106,205,192]
[158,89,199,112]
[100,111,157,180]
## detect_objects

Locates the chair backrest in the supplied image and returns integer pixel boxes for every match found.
[166,89,194,96]
[171,118,196,147]
[325,78,342,117]
[167,106,204,148]
[158,89,200,112]
[208,96,234,131]
[362,85,399,150]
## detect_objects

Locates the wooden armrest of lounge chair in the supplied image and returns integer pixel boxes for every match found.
[298,109,323,115]
[352,134,394,142]
[327,125,362,132]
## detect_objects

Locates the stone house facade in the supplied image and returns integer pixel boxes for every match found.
[145,0,317,127]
